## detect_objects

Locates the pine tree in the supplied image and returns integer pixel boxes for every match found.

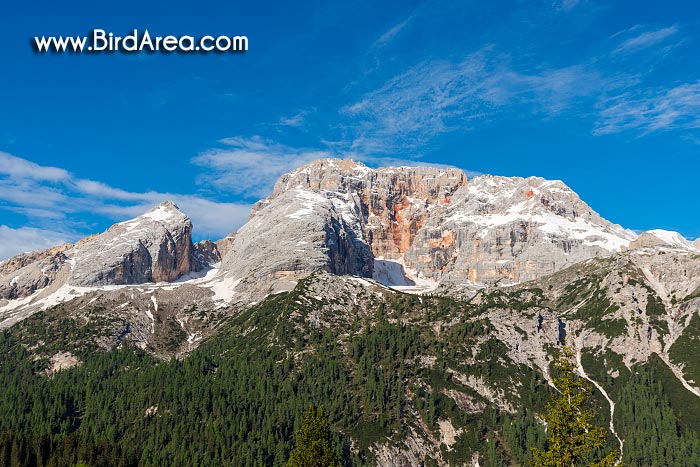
[286,405,341,467]
[532,346,620,467]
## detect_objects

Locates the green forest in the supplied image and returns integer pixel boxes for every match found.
[0,280,699,467]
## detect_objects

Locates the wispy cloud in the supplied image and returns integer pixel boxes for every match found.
[0,152,69,182]
[342,50,500,152]
[613,25,679,55]
[0,225,73,260]
[372,17,412,48]
[193,136,333,198]
[278,111,308,128]
[0,151,251,257]
[555,0,581,12]
[341,48,630,153]
[595,82,700,135]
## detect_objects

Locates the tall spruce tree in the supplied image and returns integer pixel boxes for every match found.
[286,405,341,467]
[532,346,620,467]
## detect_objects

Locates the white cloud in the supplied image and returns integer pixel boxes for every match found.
[0,151,251,257]
[0,151,69,182]
[342,51,499,152]
[613,25,678,55]
[193,136,333,198]
[595,82,700,135]
[278,111,307,128]
[0,225,74,260]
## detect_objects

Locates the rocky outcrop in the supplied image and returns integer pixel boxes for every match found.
[70,201,198,286]
[629,229,699,252]
[0,243,72,278]
[0,201,209,301]
[193,240,221,267]
[214,232,236,259]
[221,187,374,292]
[0,244,72,300]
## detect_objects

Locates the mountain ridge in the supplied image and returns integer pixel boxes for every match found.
[1,158,697,330]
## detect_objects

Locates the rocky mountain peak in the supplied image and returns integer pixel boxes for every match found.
[70,201,197,286]
[135,200,188,225]
[401,172,636,285]
[217,159,640,295]
[269,157,466,202]
[272,158,370,195]
[0,201,206,310]
[465,175,600,222]
[629,229,699,252]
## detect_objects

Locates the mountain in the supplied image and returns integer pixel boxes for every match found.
[630,229,700,252]
[0,201,227,329]
[1,201,200,294]
[217,158,636,297]
[0,158,699,467]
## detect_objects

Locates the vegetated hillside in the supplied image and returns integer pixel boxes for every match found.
[1,270,699,467]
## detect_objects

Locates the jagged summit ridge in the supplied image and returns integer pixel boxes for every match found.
[408,173,638,284]
[2,158,696,331]
[222,158,637,291]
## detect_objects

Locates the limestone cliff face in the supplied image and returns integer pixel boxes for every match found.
[70,201,198,286]
[221,187,374,290]
[193,240,222,267]
[217,159,467,294]
[214,232,237,259]
[231,158,635,289]
[269,158,466,260]
[403,175,637,284]
[0,201,208,300]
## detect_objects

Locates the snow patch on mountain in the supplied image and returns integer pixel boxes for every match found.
[142,202,181,222]
[647,229,698,250]
[286,188,328,219]
[373,259,415,286]
[630,229,699,252]
[0,263,244,329]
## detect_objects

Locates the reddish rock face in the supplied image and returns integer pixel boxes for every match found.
[268,158,466,261]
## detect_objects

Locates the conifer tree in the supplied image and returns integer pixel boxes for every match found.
[532,346,620,467]
[286,405,341,467]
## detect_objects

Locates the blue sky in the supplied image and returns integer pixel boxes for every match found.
[1,0,699,259]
